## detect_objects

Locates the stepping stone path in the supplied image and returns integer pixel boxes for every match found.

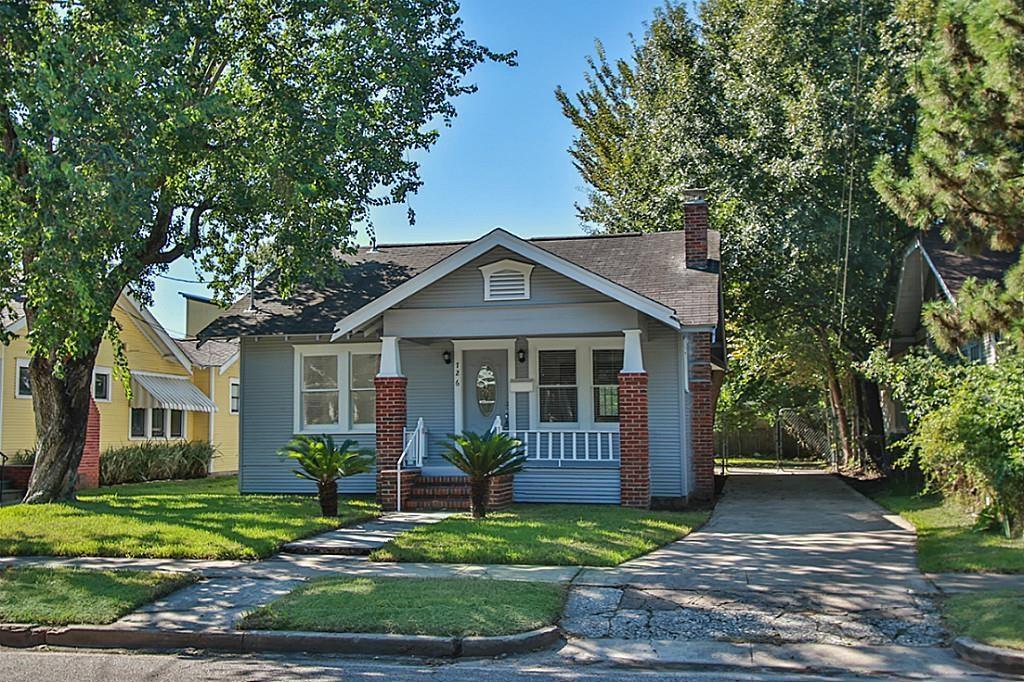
[280,511,452,556]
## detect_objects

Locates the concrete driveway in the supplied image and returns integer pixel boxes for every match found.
[564,470,945,647]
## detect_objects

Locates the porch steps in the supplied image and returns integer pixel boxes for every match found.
[406,475,472,511]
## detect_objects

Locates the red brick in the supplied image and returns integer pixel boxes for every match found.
[77,398,100,489]
[689,332,715,500]
[684,199,708,269]
[374,376,408,510]
[619,372,650,509]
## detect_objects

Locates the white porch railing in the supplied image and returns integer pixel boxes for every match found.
[491,416,619,467]
[389,417,426,512]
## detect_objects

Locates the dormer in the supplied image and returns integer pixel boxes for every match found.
[479,259,535,301]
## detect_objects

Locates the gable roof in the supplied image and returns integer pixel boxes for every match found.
[200,229,722,339]
[175,338,239,368]
[919,230,1020,301]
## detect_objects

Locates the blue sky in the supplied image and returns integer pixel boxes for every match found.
[154,0,666,337]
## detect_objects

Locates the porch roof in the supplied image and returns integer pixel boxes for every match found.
[199,229,721,339]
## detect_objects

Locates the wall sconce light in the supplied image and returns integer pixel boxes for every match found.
[443,350,452,365]
[517,349,526,364]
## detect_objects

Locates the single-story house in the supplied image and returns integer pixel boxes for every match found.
[199,192,725,509]
[885,229,1020,435]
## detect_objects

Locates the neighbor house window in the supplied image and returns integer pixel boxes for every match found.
[170,409,184,438]
[229,378,240,414]
[538,350,577,423]
[92,368,111,401]
[349,354,379,426]
[150,408,166,437]
[294,345,382,433]
[130,408,147,438]
[301,354,340,428]
[15,359,31,398]
[592,349,623,423]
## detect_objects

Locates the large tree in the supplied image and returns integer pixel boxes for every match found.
[874,0,1024,350]
[558,0,917,467]
[1,0,511,502]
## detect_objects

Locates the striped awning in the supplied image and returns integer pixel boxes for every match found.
[130,373,217,413]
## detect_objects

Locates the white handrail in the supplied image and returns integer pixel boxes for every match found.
[490,414,503,434]
[391,417,425,512]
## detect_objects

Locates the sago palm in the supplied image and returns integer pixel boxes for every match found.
[278,435,373,516]
[441,430,526,518]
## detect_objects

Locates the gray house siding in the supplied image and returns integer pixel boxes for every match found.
[238,336,376,495]
[402,339,455,466]
[644,325,685,497]
[514,468,620,504]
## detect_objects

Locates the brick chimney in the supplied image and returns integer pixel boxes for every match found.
[683,188,709,270]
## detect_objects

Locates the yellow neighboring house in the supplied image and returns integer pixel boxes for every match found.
[0,293,240,475]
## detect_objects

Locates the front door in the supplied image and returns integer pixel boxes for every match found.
[462,349,508,434]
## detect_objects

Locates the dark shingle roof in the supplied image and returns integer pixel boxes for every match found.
[175,338,239,367]
[920,230,1020,300]
[200,230,722,338]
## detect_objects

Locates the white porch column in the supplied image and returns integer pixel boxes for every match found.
[622,329,644,373]
[378,336,403,377]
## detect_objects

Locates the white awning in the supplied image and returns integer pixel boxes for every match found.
[130,373,217,413]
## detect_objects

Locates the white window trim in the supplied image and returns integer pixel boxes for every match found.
[292,343,381,435]
[527,337,625,432]
[128,406,188,440]
[92,366,113,403]
[229,377,240,414]
[15,358,31,399]
[479,259,534,301]
[452,339,516,434]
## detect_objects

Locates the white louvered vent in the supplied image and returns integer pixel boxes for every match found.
[479,259,534,301]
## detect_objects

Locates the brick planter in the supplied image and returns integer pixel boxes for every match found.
[487,474,514,510]
[378,469,420,511]
[1,465,32,489]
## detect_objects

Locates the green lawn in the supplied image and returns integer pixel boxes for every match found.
[716,456,825,470]
[0,567,194,625]
[369,504,708,566]
[239,576,565,637]
[0,477,379,560]
[943,590,1024,650]
[868,480,1024,573]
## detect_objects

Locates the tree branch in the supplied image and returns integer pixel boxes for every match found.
[143,197,213,265]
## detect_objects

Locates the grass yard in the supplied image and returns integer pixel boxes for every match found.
[239,576,565,637]
[0,477,379,560]
[0,567,194,625]
[369,504,708,566]
[943,590,1024,650]
[867,479,1024,573]
[716,456,826,470]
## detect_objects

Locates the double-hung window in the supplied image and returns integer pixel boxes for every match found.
[130,407,185,439]
[15,358,31,398]
[92,367,112,402]
[229,379,240,414]
[538,350,578,424]
[295,345,380,433]
[592,349,623,423]
[532,338,625,430]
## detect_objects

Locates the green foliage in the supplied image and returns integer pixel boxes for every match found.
[370,504,709,566]
[8,448,36,465]
[238,577,566,637]
[862,345,968,429]
[278,435,372,486]
[873,0,1024,252]
[440,431,526,481]
[0,567,195,625]
[0,476,379,559]
[99,441,214,486]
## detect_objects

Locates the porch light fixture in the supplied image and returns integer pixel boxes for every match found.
[443,350,452,365]
[517,349,526,364]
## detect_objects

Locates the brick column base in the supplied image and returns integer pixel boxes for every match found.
[487,474,514,510]
[619,372,650,509]
[690,333,715,500]
[378,469,420,511]
[77,398,100,489]
[374,376,408,507]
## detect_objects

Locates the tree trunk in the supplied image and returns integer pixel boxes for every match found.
[24,352,99,503]
[857,377,889,473]
[824,362,855,468]
[317,480,339,517]
[469,477,488,519]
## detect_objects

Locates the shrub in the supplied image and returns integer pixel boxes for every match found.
[100,441,214,486]
[278,435,373,516]
[8,448,37,466]
[441,431,525,518]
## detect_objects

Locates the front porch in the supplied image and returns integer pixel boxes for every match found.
[371,330,652,510]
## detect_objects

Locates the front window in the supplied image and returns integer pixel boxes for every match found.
[301,354,340,427]
[538,350,577,423]
[93,370,111,401]
[16,361,31,397]
[229,380,240,414]
[592,349,623,423]
[349,353,379,426]
[170,409,184,438]
[130,408,147,438]
[150,408,166,437]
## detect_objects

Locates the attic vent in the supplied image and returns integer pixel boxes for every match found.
[479,259,535,301]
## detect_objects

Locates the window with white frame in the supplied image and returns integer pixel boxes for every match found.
[229,378,240,414]
[538,350,577,423]
[295,345,380,433]
[592,349,623,423]
[479,259,534,301]
[130,407,186,439]
[15,358,31,398]
[92,367,112,402]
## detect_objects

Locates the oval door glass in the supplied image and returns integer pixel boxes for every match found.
[476,365,496,417]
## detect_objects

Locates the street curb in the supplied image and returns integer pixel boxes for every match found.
[0,622,562,658]
[953,636,1024,675]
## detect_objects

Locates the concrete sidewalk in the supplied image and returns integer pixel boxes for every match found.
[281,511,452,555]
